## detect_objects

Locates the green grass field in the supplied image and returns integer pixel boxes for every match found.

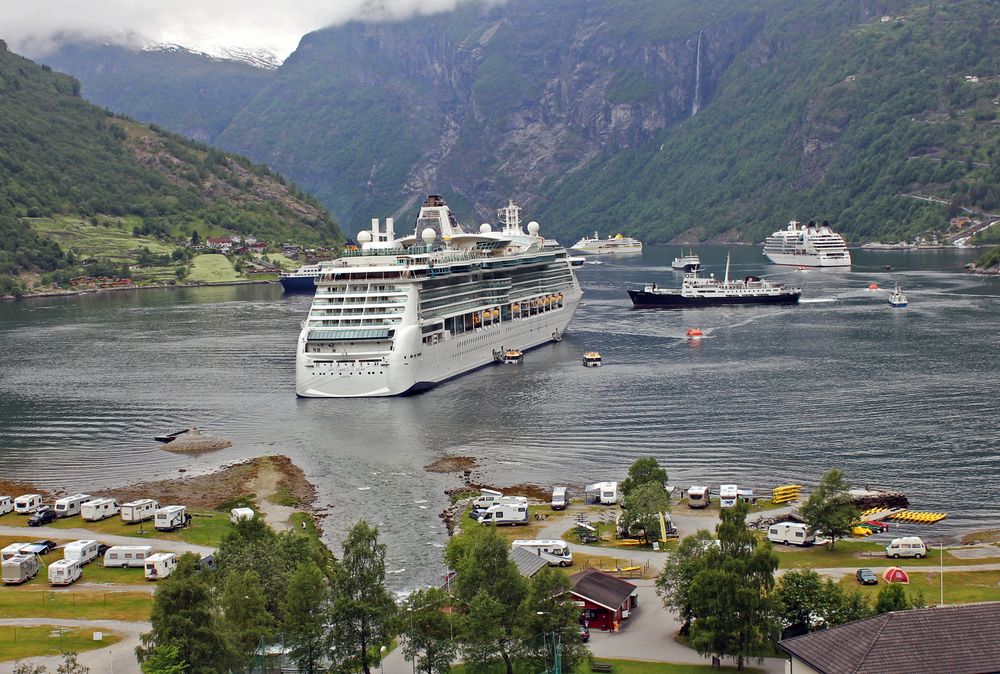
[0,509,234,548]
[838,569,1000,605]
[0,625,123,662]
[0,591,152,621]
[29,217,174,263]
[452,659,763,673]
[187,253,243,282]
[772,540,1000,570]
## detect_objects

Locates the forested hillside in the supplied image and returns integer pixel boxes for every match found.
[24,0,1000,243]
[0,41,340,295]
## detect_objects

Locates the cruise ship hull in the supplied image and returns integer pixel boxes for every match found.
[764,252,852,267]
[279,275,317,292]
[295,291,581,397]
[627,289,800,308]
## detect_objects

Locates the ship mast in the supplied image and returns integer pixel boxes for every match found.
[724,252,731,285]
[498,199,523,235]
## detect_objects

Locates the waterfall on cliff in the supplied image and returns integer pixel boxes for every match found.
[692,30,704,116]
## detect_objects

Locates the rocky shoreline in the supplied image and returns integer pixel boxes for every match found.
[1,278,279,302]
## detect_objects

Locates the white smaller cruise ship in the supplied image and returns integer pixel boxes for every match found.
[763,220,851,267]
[570,232,643,255]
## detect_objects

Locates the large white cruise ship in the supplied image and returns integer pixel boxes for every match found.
[570,232,643,255]
[763,220,852,267]
[295,196,583,397]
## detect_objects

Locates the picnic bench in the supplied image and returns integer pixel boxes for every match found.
[592,663,613,673]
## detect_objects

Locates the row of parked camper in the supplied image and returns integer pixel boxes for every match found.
[0,494,192,531]
[1,539,182,586]
[685,485,755,509]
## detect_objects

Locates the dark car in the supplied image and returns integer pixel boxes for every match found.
[27,506,56,527]
[578,626,590,643]
[856,568,878,585]
[23,540,57,555]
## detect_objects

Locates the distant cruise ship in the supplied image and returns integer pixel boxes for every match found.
[295,196,583,397]
[279,264,322,292]
[570,232,643,255]
[763,220,852,267]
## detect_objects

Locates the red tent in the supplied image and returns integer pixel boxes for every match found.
[882,566,910,584]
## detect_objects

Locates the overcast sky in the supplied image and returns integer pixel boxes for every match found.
[1,0,492,61]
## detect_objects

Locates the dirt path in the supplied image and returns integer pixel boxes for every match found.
[0,618,149,674]
[248,458,297,532]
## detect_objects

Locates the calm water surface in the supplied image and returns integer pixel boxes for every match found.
[1,245,998,588]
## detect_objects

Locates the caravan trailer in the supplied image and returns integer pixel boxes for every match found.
[82,498,120,522]
[230,508,255,524]
[0,496,13,516]
[154,505,188,532]
[472,489,505,510]
[585,482,619,505]
[687,486,710,509]
[48,559,83,586]
[14,494,42,514]
[2,554,39,585]
[511,540,573,567]
[54,494,93,518]
[145,553,177,580]
[767,522,815,546]
[719,485,738,508]
[477,503,529,526]
[104,546,153,568]
[121,499,159,524]
[63,540,100,565]
[1,543,32,561]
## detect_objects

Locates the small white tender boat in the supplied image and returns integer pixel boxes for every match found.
[889,283,907,308]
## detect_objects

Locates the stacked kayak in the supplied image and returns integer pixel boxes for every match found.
[886,510,948,524]
[771,485,802,504]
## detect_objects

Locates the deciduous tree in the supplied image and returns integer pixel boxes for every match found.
[221,569,275,667]
[655,529,714,635]
[620,481,671,544]
[800,469,859,550]
[519,567,591,674]
[619,458,668,498]
[282,561,328,674]
[401,587,456,674]
[875,583,911,614]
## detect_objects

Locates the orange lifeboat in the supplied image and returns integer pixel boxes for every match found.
[686,328,703,339]
[868,282,880,290]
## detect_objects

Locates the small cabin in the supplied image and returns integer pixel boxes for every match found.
[569,568,638,632]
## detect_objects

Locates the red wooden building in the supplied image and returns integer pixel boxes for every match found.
[568,568,638,632]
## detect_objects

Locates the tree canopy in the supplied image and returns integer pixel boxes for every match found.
[800,469,859,550]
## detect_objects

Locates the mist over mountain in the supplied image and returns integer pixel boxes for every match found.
[38,0,1000,242]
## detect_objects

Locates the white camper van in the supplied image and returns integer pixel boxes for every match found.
[82,498,120,522]
[477,503,529,526]
[2,554,40,584]
[145,553,177,580]
[121,499,159,524]
[48,559,83,586]
[154,505,188,531]
[585,482,619,505]
[14,494,42,514]
[230,507,255,524]
[885,537,926,559]
[767,522,815,546]
[53,494,93,518]
[104,546,153,568]
[719,484,738,508]
[63,540,100,565]
[472,489,505,510]
[0,495,13,516]
[687,486,710,509]
[2,543,32,560]
[512,540,573,566]
[551,487,568,511]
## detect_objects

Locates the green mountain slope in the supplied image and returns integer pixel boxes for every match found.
[0,41,339,295]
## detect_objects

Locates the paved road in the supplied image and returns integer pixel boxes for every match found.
[0,525,216,556]
[0,618,148,674]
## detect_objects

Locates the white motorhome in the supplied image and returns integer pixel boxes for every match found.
[767,522,816,546]
[48,559,83,586]
[2,554,39,584]
[82,498,120,522]
[154,505,188,531]
[472,489,505,510]
[512,540,573,566]
[14,494,42,514]
[121,499,159,524]
[551,487,568,511]
[585,482,619,505]
[1,543,32,560]
[687,486,710,509]
[719,484,738,508]
[885,536,926,559]
[104,546,153,568]
[53,493,93,518]
[230,507,255,524]
[477,503,529,526]
[145,553,177,580]
[0,495,13,516]
[63,540,100,565]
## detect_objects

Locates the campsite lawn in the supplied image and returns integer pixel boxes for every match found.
[772,540,1000,569]
[1,509,234,548]
[837,569,1000,604]
[0,591,152,621]
[0,625,123,662]
[187,253,242,282]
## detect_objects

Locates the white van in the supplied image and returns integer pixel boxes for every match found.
[82,498,120,522]
[1,543,32,560]
[551,487,568,511]
[121,499,159,524]
[104,545,153,568]
[63,540,100,565]
[54,494,93,518]
[48,559,83,586]
[145,552,177,580]
[14,494,43,514]
[585,482,619,505]
[472,489,505,510]
[512,539,573,566]
[767,522,816,546]
[719,484,738,508]
[154,505,188,531]
[687,486,710,509]
[885,536,926,559]
[477,503,529,526]
[2,554,39,585]
[230,507,255,524]
[0,495,13,516]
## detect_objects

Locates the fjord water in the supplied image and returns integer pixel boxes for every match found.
[1,245,998,588]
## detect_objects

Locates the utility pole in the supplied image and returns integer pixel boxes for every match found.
[940,540,945,607]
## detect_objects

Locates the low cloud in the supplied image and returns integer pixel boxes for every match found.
[1,0,498,62]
